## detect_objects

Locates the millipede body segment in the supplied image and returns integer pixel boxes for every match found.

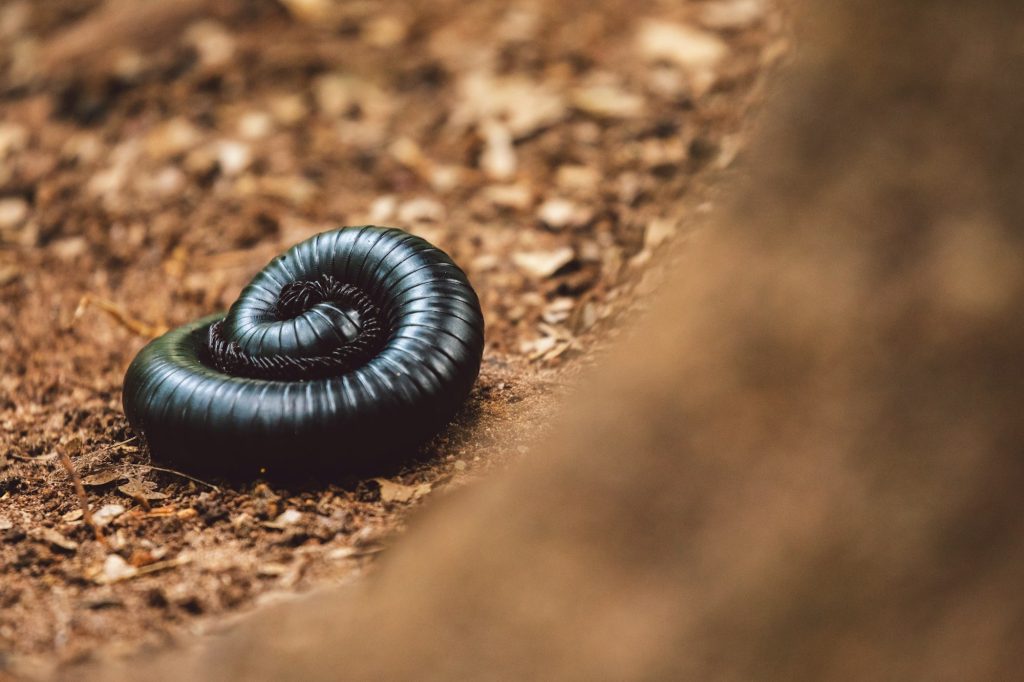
[122,226,485,476]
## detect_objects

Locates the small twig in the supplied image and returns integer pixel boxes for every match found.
[8,452,56,463]
[58,447,108,547]
[84,436,137,460]
[71,295,168,338]
[102,555,192,585]
[134,555,191,578]
[38,0,209,79]
[10,438,135,467]
[131,464,221,493]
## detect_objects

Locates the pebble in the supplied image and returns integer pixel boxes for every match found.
[368,195,398,223]
[484,183,533,211]
[97,554,137,584]
[215,140,252,176]
[238,111,273,139]
[0,197,28,229]
[53,236,88,261]
[145,118,201,160]
[538,198,592,230]
[429,165,463,193]
[184,20,236,71]
[272,509,303,527]
[538,198,577,229]
[93,504,127,528]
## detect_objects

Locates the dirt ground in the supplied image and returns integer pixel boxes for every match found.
[0,0,784,676]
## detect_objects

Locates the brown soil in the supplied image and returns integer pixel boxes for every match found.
[0,0,784,676]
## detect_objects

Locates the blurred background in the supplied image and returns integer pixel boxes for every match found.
[0,0,785,674]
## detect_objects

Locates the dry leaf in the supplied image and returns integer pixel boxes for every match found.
[637,20,729,70]
[37,528,78,553]
[81,470,127,487]
[452,73,567,139]
[372,478,432,503]
[118,477,169,502]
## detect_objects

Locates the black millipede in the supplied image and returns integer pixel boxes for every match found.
[122,226,484,477]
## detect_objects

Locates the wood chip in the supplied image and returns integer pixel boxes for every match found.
[480,120,517,180]
[637,20,729,70]
[699,0,766,30]
[645,218,678,249]
[572,85,646,119]
[512,247,575,278]
[93,504,127,528]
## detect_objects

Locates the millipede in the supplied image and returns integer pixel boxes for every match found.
[122,226,485,477]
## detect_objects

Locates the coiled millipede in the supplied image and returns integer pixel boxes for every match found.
[123,226,484,476]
